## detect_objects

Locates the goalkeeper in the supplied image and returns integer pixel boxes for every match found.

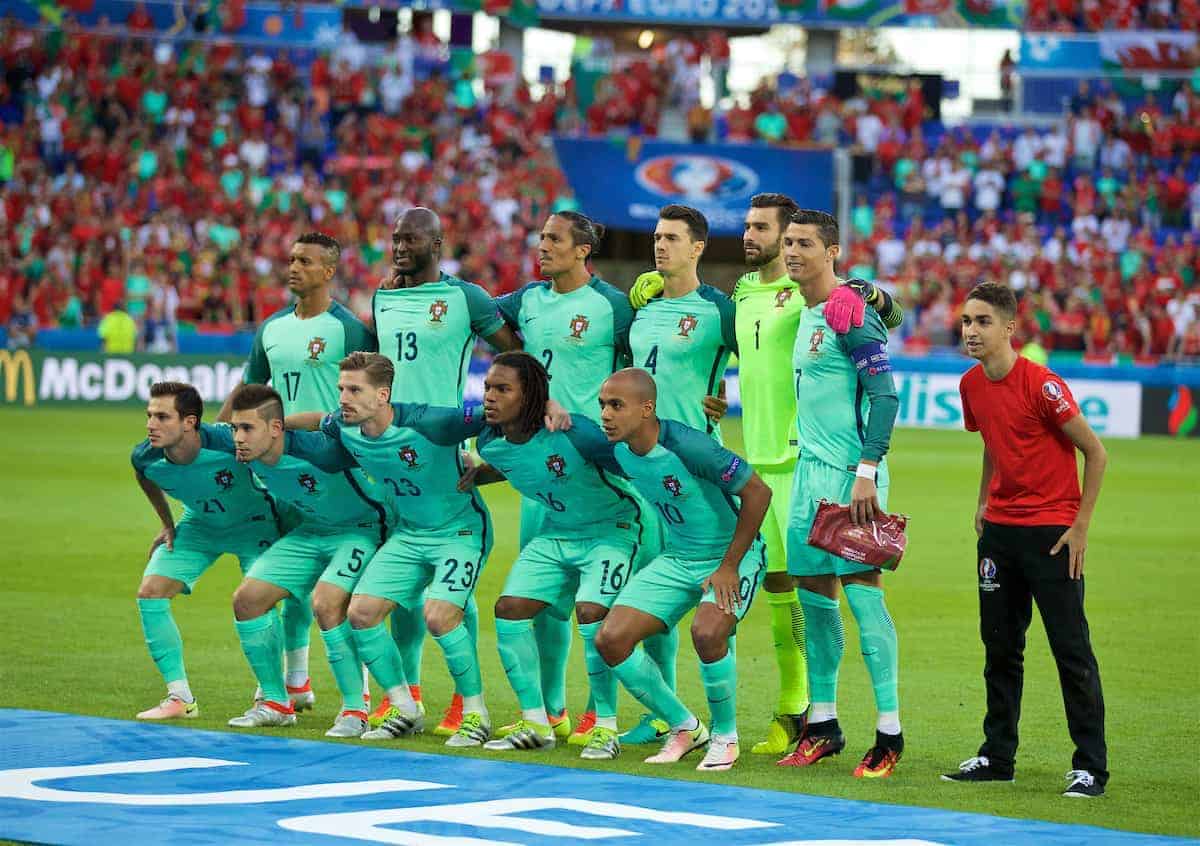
[629,194,902,758]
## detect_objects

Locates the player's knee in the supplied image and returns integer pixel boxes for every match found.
[763,571,794,593]
[423,602,462,636]
[347,602,380,631]
[493,595,527,621]
[690,617,731,663]
[574,602,607,626]
[593,620,632,666]
[137,577,178,600]
[311,591,348,630]
[232,585,264,621]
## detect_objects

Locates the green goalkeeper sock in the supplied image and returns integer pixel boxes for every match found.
[578,621,617,721]
[612,647,692,729]
[644,625,679,691]
[319,620,365,712]
[390,605,425,687]
[433,622,482,699]
[798,588,844,706]
[137,598,186,685]
[699,645,738,738]
[845,583,900,713]
[352,622,407,692]
[235,611,287,705]
[767,588,809,714]
[533,611,571,715]
[495,618,545,712]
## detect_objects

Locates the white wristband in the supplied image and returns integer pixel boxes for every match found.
[855,463,877,480]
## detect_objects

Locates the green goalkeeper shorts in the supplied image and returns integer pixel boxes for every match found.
[787,453,890,578]
[758,464,796,575]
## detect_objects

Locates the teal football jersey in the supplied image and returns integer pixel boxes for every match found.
[793,304,892,480]
[131,423,277,529]
[497,277,632,420]
[208,429,388,535]
[244,301,377,416]
[628,285,737,436]
[320,404,490,535]
[372,273,505,404]
[613,419,753,561]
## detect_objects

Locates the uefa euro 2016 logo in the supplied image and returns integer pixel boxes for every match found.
[635,155,758,202]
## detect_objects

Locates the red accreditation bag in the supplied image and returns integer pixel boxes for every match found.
[806,499,909,571]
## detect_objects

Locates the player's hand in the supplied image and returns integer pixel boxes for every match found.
[629,271,664,309]
[825,284,867,334]
[543,399,572,432]
[1050,521,1088,579]
[150,525,175,558]
[701,563,742,615]
[457,453,483,492]
[702,380,728,423]
[974,504,986,538]
[849,477,881,526]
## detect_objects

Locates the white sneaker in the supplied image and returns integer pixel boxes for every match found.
[697,736,739,771]
[228,702,297,728]
[325,710,368,738]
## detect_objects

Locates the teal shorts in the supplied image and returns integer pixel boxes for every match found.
[786,454,890,578]
[614,539,766,630]
[501,527,638,612]
[355,521,493,611]
[144,516,279,594]
[246,526,382,599]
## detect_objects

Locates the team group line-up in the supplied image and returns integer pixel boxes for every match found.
[130,197,1111,794]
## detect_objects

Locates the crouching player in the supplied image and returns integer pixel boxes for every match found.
[595,368,771,772]
[132,381,281,720]
[286,352,495,747]
[219,384,390,737]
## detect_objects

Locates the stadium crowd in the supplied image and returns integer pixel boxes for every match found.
[1,16,1198,360]
[1023,0,1197,31]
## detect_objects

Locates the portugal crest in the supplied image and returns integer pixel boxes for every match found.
[298,473,319,494]
[569,314,590,339]
[775,289,794,308]
[546,454,566,478]
[307,337,326,360]
[808,327,825,354]
[677,315,698,337]
[662,475,683,496]
[429,299,449,323]
[398,446,419,468]
[213,469,234,491]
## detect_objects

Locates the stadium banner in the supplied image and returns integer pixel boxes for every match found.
[1099,31,1198,72]
[833,70,944,122]
[550,137,835,237]
[1018,34,1102,72]
[1140,385,1200,438]
[0,350,244,408]
[9,0,343,47]
[532,0,1024,28]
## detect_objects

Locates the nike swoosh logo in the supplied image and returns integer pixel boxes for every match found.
[524,315,538,324]
[379,306,405,313]
[265,345,279,352]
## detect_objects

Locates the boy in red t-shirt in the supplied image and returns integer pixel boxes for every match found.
[945,282,1109,798]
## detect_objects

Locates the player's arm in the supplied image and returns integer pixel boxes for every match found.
[701,287,737,423]
[456,452,507,491]
[289,429,358,472]
[285,412,325,431]
[563,416,625,475]
[844,316,900,525]
[850,279,904,330]
[827,280,905,335]
[483,323,521,352]
[705,471,771,614]
[975,447,994,537]
[1051,414,1108,579]
[219,323,271,422]
[393,401,487,446]
[135,472,176,556]
[464,281,522,352]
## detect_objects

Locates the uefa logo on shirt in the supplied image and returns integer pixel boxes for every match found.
[979,557,999,592]
[1042,380,1064,402]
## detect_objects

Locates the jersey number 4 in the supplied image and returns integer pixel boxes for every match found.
[643,345,659,375]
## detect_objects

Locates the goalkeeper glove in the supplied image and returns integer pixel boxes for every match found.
[629,271,664,309]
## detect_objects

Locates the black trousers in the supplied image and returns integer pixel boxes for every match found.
[976,520,1108,784]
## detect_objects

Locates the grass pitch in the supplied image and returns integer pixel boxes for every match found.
[1,407,1197,838]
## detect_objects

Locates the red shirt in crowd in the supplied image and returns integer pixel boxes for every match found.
[960,355,1082,527]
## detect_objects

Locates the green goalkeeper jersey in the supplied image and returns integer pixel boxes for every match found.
[732,271,806,469]
[243,301,377,416]
[497,276,632,420]
[629,285,737,438]
[793,303,898,479]
[372,273,505,405]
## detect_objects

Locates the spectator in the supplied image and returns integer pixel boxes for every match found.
[98,300,138,354]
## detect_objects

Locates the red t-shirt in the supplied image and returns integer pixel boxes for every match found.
[960,356,1081,527]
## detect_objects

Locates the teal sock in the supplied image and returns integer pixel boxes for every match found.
[798,589,844,705]
[578,621,617,720]
[138,598,186,684]
[280,595,312,651]
[320,620,365,712]
[433,622,482,699]
[845,583,900,713]
[234,612,287,704]
[644,626,679,691]
[611,647,692,728]
[495,618,545,712]
[464,594,479,649]
[391,607,425,687]
[699,644,738,738]
[352,622,407,691]
[533,611,571,715]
